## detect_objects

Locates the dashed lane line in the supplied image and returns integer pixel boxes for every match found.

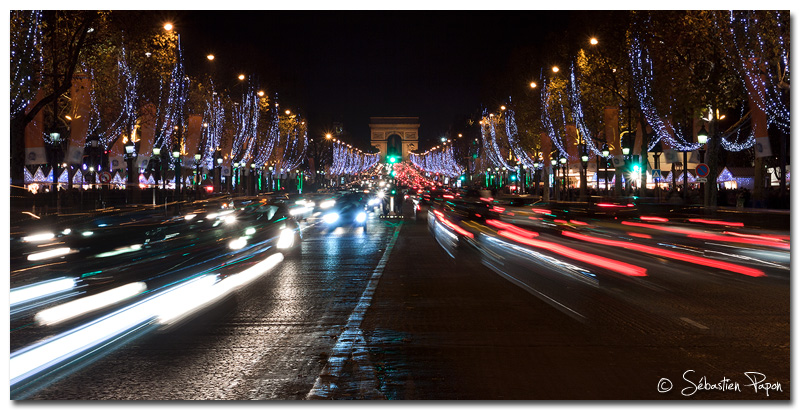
[306,223,402,399]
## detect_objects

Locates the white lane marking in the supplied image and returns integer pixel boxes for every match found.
[680,317,709,330]
[306,224,401,399]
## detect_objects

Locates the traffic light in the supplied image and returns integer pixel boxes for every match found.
[509,174,517,181]
[632,164,640,173]
[387,155,398,164]
[459,175,465,181]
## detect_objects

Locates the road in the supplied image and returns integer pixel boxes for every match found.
[10,198,790,400]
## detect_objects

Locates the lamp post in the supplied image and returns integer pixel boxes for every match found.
[172,147,181,201]
[152,147,161,206]
[48,131,62,196]
[697,124,709,206]
[268,165,274,192]
[602,144,610,195]
[125,138,136,204]
[250,163,257,195]
[580,154,589,202]
[697,125,708,163]
[551,157,559,201]
[194,153,202,200]
[216,155,223,194]
[559,156,567,200]
[682,149,689,203]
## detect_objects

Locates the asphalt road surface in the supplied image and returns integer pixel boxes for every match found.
[12,206,790,400]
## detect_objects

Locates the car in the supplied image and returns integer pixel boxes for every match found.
[319,193,369,232]
[221,199,303,256]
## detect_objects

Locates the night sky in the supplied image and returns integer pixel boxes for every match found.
[164,10,575,150]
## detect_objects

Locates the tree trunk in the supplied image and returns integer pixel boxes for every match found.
[10,114,26,189]
[753,156,765,206]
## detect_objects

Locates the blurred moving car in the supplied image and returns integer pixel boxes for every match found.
[320,193,369,232]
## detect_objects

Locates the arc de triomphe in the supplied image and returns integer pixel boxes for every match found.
[369,117,419,162]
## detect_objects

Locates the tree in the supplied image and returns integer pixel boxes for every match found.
[629,11,746,205]
[10,11,100,188]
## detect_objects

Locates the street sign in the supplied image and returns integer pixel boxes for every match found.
[695,163,710,178]
[99,171,112,183]
[652,169,661,180]
[697,177,708,183]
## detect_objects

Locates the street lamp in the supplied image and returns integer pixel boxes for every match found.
[194,153,202,198]
[250,163,257,194]
[697,124,709,206]
[125,138,136,198]
[268,165,274,191]
[152,147,163,202]
[172,147,181,198]
[216,155,223,194]
[602,144,610,194]
[697,124,709,161]
[550,158,559,201]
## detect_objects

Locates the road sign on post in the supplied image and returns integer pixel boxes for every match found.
[695,163,710,178]
[652,169,661,180]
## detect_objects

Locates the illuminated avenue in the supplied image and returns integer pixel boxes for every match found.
[9,10,789,400]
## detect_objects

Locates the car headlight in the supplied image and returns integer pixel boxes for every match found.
[323,213,340,224]
[290,206,312,216]
[27,247,72,261]
[276,228,295,249]
[356,212,367,223]
[320,199,336,209]
[229,237,247,250]
[22,232,55,242]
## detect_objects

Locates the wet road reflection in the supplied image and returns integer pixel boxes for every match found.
[9,191,790,399]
